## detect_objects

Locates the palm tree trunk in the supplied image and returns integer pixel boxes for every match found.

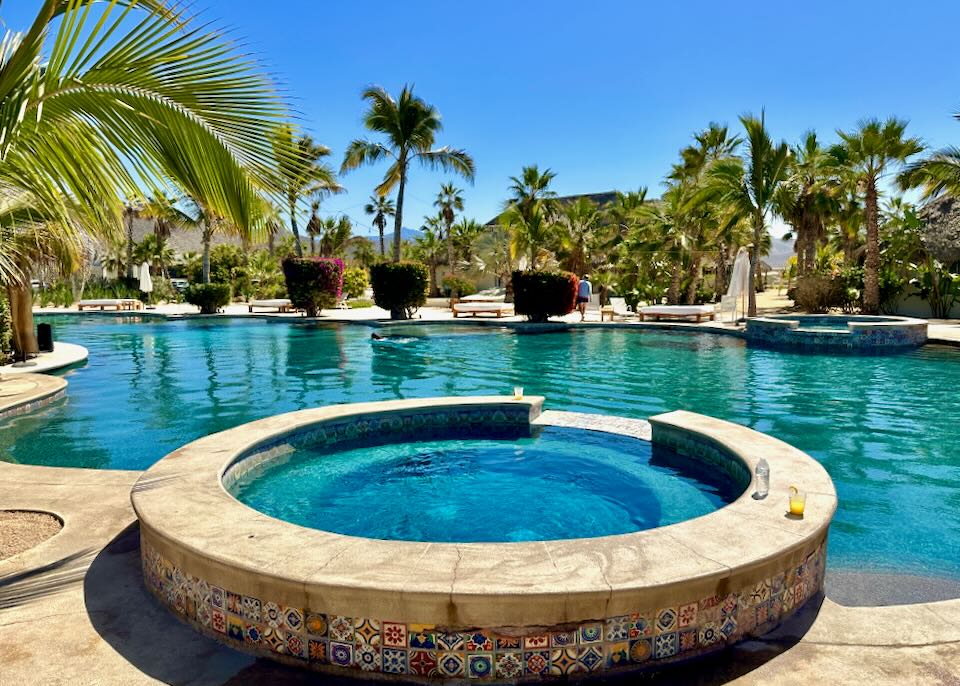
[6,267,37,358]
[667,261,681,305]
[202,223,212,284]
[684,253,701,304]
[429,262,439,297]
[289,200,303,258]
[378,221,386,256]
[126,210,135,279]
[714,245,728,300]
[863,176,880,314]
[748,216,760,317]
[392,171,406,263]
[268,230,275,255]
[445,220,455,277]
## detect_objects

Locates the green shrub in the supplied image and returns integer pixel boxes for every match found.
[441,275,477,299]
[347,298,374,309]
[185,283,231,314]
[370,262,428,319]
[281,257,344,316]
[511,269,577,322]
[342,266,369,299]
[0,294,12,362]
[794,273,844,313]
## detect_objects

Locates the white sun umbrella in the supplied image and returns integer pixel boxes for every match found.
[139,262,154,296]
[726,247,751,321]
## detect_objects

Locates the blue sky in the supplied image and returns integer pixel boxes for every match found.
[6,1,960,237]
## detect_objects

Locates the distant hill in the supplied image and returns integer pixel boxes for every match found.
[766,236,794,269]
[358,227,423,243]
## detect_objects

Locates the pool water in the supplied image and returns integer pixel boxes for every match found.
[231,427,740,542]
[3,316,960,578]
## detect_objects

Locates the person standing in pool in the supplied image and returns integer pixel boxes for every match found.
[576,274,592,321]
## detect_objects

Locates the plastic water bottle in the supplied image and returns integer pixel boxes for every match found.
[754,458,769,499]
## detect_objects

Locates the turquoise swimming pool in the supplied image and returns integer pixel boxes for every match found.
[3,315,960,578]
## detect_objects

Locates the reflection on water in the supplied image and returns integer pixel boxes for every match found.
[2,317,960,578]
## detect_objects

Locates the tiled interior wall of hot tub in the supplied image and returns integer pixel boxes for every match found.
[746,320,926,350]
[223,404,534,490]
[141,538,825,680]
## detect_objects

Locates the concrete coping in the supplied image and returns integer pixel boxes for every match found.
[0,373,67,419]
[0,341,88,375]
[750,314,927,333]
[131,397,836,627]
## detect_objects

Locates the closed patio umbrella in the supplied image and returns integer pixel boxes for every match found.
[726,247,750,321]
[139,262,154,297]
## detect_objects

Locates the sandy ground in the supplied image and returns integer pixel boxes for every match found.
[0,510,62,560]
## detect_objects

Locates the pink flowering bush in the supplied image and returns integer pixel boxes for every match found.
[281,257,344,317]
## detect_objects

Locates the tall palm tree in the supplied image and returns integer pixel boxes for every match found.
[305,201,322,256]
[364,194,396,257]
[140,193,196,276]
[501,202,556,270]
[341,85,475,262]
[557,197,603,276]
[834,118,923,313]
[507,166,558,219]
[272,124,342,257]
[710,113,791,316]
[434,183,464,275]
[318,216,355,258]
[0,0,289,354]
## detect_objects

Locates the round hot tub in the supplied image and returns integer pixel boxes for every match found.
[746,314,927,350]
[132,397,835,682]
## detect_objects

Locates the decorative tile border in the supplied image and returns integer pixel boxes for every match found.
[142,536,827,680]
[747,316,927,351]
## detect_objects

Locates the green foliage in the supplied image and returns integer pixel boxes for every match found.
[370,262,429,319]
[793,273,844,313]
[342,267,369,299]
[909,260,960,318]
[441,275,477,298]
[185,283,231,314]
[511,270,577,322]
[281,257,344,317]
[0,294,12,361]
[347,299,374,309]
[247,250,287,299]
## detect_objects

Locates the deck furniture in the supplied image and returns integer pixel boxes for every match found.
[452,302,514,318]
[78,298,143,311]
[639,304,715,322]
[602,297,637,321]
[248,299,295,313]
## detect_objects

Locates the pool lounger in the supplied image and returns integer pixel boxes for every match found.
[248,299,295,313]
[77,298,143,311]
[639,305,715,322]
[452,302,515,318]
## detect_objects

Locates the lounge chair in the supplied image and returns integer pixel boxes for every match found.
[78,298,142,311]
[601,297,637,321]
[248,299,295,313]
[452,301,514,318]
[639,304,715,322]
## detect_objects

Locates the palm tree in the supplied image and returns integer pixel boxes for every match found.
[834,118,923,313]
[341,85,475,262]
[0,0,289,354]
[140,193,196,277]
[318,216,355,258]
[508,166,558,219]
[272,124,342,257]
[412,216,446,295]
[305,201,322,256]
[364,195,396,257]
[451,218,486,271]
[501,202,557,270]
[351,238,378,269]
[122,198,142,280]
[434,183,465,276]
[557,197,603,276]
[710,113,791,316]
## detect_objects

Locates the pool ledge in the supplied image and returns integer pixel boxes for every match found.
[0,373,67,420]
[132,397,835,679]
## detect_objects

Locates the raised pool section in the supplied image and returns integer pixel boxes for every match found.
[133,397,836,681]
[746,314,927,350]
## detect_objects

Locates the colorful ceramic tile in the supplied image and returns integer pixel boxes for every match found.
[605,615,630,641]
[438,652,465,677]
[550,630,577,647]
[211,609,226,634]
[523,650,549,675]
[466,653,494,679]
[549,647,579,675]
[523,634,549,649]
[749,579,771,606]
[720,616,738,640]
[381,621,407,648]
[226,592,242,615]
[677,602,698,628]
[282,606,304,634]
[699,622,721,646]
[354,643,381,672]
[579,623,603,644]
[578,645,604,672]
[286,633,306,659]
[408,650,438,676]
[354,618,381,646]
[409,627,436,649]
[195,603,212,628]
[721,593,739,616]
[629,613,653,638]
[629,637,652,663]
[194,579,211,606]
[329,616,354,643]
[495,635,521,650]
[304,612,327,637]
[382,648,407,674]
[263,601,282,629]
[495,651,523,678]
[329,641,353,667]
[606,641,629,668]
[655,607,678,634]
[262,627,286,654]
[308,638,327,663]
[678,628,698,652]
[436,632,465,651]
[239,596,261,623]
[465,631,493,651]
[227,616,245,641]
[654,632,678,659]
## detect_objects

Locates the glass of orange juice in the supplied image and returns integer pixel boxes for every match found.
[788,486,806,517]
[513,386,524,400]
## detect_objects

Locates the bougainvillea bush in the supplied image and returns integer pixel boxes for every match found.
[281,257,344,317]
[370,262,428,319]
[511,269,578,322]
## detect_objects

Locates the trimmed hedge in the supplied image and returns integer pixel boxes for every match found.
[370,262,428,320]
[282,257,344,317]
[342,266,369,299]
[185,283,231,314]
[442,275,477,299]
[512,269,577,322]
